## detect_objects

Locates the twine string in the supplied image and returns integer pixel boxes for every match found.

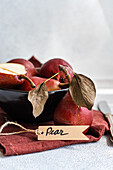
[0,121,40,136]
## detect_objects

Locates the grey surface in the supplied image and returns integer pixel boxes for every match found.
[98,101,111,114]
[0,0,113,170]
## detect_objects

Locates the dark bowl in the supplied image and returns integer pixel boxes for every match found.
[0,88,68,123]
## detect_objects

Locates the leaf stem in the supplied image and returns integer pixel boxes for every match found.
[63,65,75,75]
[59,82,69,89]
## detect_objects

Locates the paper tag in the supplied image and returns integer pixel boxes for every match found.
[38,125,89,140]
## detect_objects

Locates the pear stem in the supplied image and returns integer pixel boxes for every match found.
[44,72,59,84]
[58,65,71,84]
[19,75,35,88]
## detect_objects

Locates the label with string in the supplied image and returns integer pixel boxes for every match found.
[0,121,89,141]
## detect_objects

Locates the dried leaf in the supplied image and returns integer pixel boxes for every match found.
[28,83,49,118]
[69,73,96,110]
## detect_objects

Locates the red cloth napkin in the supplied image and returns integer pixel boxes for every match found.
[0,108,109,156]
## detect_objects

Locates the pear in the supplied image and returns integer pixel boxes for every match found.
[54,91,93,127]
[0,63,35,88]
[7,58,38,77]
[19,76,69,92]
[38,58,74,83]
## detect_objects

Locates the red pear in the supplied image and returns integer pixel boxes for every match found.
[54,91,93,126]
[0,63,35,88]
[7,58,37,77]
[19,76,68,92]
[38,58,74,83]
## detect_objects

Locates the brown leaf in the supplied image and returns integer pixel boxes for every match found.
[28,83,49,118]
[69,73,96,110]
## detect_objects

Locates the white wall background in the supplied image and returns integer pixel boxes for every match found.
[0,0,113,80]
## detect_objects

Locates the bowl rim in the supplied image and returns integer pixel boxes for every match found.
[0,87,69,95]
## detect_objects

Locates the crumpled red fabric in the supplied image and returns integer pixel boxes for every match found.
[0,108,109,156]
